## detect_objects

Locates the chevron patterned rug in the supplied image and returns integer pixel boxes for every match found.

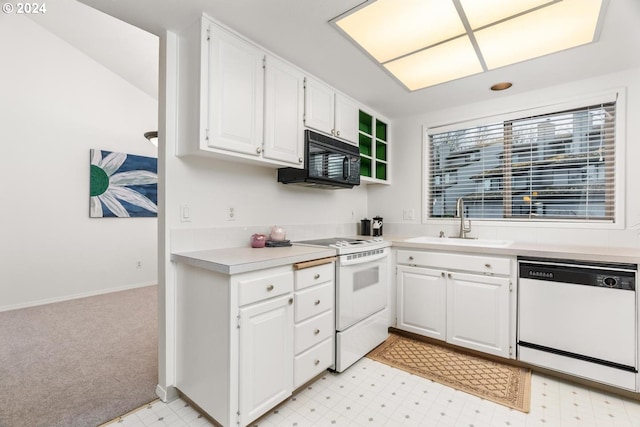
[367,333,531,412]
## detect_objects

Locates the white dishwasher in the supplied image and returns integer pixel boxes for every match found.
[518,257,638,391]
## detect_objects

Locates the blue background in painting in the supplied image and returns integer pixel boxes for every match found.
[98,150,158,218]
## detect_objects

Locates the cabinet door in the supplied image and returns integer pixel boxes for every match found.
[207,24,264,155]
[446,272,510,358]
[334,94,359,144]
[239,294,293,426]
[264,55,304,167]
[397,266,446,340]
[303,77,334,136]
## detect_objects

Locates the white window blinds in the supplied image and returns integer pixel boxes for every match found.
[428,101,616,221]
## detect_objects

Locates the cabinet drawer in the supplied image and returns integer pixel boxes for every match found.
[294,337,333,388]
[397,250,511,276]
[295,263,334,291]
[295,282,333,323]
[238,270,294,306]
[294,310,333,354]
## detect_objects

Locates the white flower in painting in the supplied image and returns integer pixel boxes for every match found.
[90,150,157,217]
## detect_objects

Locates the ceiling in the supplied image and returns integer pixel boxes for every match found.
[27,0,158,100]
[64,0,640,119]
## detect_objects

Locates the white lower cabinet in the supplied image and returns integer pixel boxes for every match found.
[293,260,335,387]
[176,263,294,427]
[397,266,446,340]
[446,271,510,357]
[239,294,293,424]
[396,250,514,359]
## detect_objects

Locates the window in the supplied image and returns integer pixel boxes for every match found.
[427,98,618,222]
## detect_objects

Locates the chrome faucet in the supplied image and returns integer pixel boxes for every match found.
[455,197,471,238]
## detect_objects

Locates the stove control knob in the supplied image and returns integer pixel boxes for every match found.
[603,277,617,288]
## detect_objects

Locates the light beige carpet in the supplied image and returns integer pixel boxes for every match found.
[367,333,531,413]
[0,285,158,427]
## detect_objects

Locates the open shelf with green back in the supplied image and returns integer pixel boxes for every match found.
[359,110,389,184]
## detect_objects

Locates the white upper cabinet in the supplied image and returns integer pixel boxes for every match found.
[263,55,305,167]
[177,16,304,168]
[334,94,359,144]
[206,24,264,156]
[304,77,359,145]
[303,77,334,137]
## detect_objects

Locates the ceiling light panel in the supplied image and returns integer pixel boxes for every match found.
[460,0,554,29]
[333,0,605,91]
[475,0,603,70]
[384,36,483,90]
[335,0,465,63]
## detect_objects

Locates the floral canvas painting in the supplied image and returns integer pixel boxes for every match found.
[90,149,158,218]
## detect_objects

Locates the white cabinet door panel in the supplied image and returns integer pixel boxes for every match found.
[207,25,264,155]
[397,266,446,340]
[447,272,510,358]
[303,77,334,136]
[264,55,304,166]
[334,94,359,144]
[239,294,293,426]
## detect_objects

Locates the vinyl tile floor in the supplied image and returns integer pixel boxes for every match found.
[108,358,640,427]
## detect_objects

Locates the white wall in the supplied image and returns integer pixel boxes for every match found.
[0,16,159,310]
[369,67,640,248]
[166,155,369,250]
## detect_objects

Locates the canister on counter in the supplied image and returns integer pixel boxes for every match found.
[360,218,371,236]
[372,216,383,237]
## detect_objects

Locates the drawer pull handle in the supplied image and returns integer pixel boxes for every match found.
[314,359,320,365]
[314,299,321,305]
[314,329,320,335]
[448,273,452,279]
[441,272,445,278]
[485,263,492,268]
[288,298,293,305]
[408,256,414,261]
[314,273,320,279]
[266,284,274,291]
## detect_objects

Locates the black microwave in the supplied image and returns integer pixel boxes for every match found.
[278,130,360,189]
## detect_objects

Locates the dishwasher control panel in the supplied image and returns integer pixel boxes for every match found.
[596,274,635,290]
[518,259,636,291]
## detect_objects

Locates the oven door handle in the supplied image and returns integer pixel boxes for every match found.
[340,251,388,266]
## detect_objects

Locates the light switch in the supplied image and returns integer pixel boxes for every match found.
[180,204,191,222]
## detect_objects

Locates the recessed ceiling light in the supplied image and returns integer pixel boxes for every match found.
[490,82,513,91]
[332,0,606,92]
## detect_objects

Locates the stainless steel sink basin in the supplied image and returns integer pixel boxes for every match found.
[404,236,513,248]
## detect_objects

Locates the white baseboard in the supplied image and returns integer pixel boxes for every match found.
[155,383,179,402]
[0,281,157,312]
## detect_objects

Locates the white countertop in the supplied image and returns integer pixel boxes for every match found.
[171,235,640,275]
[171,245,337,275]
[389,235,640,265]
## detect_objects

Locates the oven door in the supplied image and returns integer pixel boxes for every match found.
[336,249,389,331]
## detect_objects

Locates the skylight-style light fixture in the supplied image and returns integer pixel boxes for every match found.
[332,0,606,91]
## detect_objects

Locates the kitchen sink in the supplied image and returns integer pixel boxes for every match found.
[404,236,513,248]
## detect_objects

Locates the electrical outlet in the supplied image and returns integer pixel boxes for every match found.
[227,207,236,221]
[136,260,142,269]
[403,209,415,221]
